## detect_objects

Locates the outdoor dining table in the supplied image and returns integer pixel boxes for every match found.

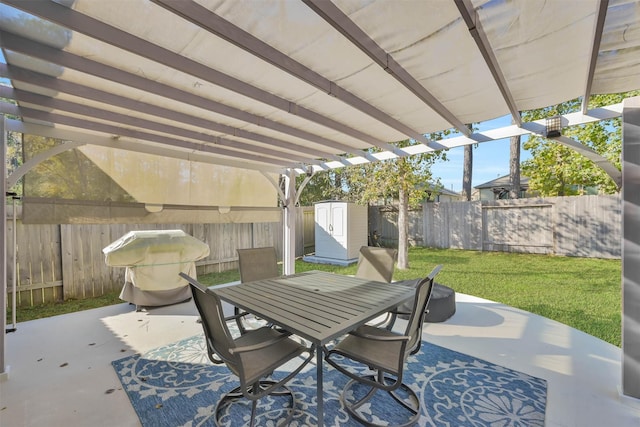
[213,270,416,426]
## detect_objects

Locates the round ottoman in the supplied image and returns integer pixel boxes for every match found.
[395,281,456,323]
[424,283,456,322]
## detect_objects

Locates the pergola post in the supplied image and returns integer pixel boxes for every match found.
[622,96,640,399]
[1,115,8,381]
[282,170,296,275]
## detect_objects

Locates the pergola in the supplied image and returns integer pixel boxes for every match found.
[1,0,639,401]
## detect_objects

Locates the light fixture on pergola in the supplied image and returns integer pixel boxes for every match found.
[545,116,563,138]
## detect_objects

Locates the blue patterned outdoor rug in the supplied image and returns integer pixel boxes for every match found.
[112,334,547,426]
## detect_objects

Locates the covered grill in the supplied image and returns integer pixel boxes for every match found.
[103,229,210,309]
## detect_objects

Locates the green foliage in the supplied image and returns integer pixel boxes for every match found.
[522,91,639,196]
[22,134,135,202]
[297,169,351,206]
[346,144,447,208]
[366,138,448,207]
[5,131,23,197]
[298,137,448,208]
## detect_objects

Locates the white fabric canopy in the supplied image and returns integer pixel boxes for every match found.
[0,0,638,177]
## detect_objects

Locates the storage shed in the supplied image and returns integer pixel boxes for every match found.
[305,201,368,266]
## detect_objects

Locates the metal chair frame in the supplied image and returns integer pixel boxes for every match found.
[183,273,315,427]
[324,265,442,427]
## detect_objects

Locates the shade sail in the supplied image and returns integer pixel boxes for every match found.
[0,0,638,178]
[18,133,280,223]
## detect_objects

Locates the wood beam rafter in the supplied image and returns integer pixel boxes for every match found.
[4,0,387,156]
[4,119,284,187]
[0,86,314,166]
[151,0,440,150]
[454,0,522,126]
[582,0,609,114]
[0,63,331,163]
[302,0,467,140]
[0,101,289,168]
[0,31,357,161]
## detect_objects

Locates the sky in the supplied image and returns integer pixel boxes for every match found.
[430,115,532,192]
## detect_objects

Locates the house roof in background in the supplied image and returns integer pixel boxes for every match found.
[419,182,461,197]
[475,174,530,189]
[0,0,639,176]
[436,187,462,198]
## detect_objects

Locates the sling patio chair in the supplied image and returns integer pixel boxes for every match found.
[355,246,399,329]
[355,246,398,283]
[182,273,315,427]
[235,247,280,333]
[324,265,442,427]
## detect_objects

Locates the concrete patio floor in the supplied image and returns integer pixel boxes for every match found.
[1,292,639,427]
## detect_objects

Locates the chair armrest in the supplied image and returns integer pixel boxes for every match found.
[349,328,409,342]
[223,311,252,322]
[229,330,293,354]
[390,306,429,315]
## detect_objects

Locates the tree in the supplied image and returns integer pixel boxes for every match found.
[461,124,474,201]
[296,169,348,206]
[521,92,639,196]
[3,96,24,198]
[22,134,135,202]
[5,130,22,196]
[342,138,447,269]
[462,144,472,201]
[509,134,521,198]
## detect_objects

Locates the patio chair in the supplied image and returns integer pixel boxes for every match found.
[324,265,442,427]
[236,247,280,332]
[355,246,399,328]
[182,273,315,427]
[355,246,397,283]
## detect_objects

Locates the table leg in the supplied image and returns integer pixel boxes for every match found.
[316,346,324,426]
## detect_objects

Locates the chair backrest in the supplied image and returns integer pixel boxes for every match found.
[403,265,442,355]
[181,273,241,374]
[355,246,398,283]
[237,247,279,283]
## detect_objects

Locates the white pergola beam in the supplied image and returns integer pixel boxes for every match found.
[302,0,468,141]
[311,104,624,173]
[582,0,609,114]
[454,0,522,126]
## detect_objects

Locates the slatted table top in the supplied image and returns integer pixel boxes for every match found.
[213,270,414,344]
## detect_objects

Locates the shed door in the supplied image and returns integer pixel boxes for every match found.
[315,203,347,259]
[330,204,347,258]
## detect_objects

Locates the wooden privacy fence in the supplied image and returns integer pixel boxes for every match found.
[370,195,621,259]
[4,206,314,306]
[6,195,621,307]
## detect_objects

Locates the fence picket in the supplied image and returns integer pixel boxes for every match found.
[4,207,315,306]
[5,197,620,307]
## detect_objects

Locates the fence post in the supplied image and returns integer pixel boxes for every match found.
[60,224,76,300]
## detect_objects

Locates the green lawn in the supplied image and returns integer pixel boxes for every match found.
[7,248,622,347]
